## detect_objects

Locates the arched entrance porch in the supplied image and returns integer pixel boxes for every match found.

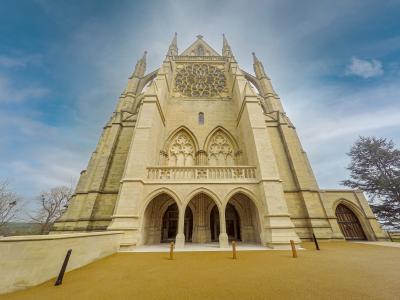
[225,192,262,244]
[210,203,241,242]
[142,193,187,244]
[335,204,366,240]
[184,193,220,244]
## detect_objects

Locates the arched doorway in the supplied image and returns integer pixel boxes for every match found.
[186,193,219,243]
[225,203,241,241]
[184,206,193,242]
[335,204,366,240]
[210,205,219,242]
[161,203,179,242]
[227,193,262,244]
[142,193,179,244]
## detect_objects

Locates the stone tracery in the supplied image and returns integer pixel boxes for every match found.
[167,130,196,166]
[207,130,235,166]
[175,64,226,97]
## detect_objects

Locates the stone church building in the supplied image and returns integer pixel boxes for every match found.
[53,34,386,249]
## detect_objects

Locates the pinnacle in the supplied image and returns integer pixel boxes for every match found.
[252,52,263,65]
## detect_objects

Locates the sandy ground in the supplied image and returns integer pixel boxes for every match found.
[1,242,399,300]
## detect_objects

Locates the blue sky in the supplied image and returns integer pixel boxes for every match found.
[1,0,400,211]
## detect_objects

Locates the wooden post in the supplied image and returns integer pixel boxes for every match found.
[312,233,320,250]
[169,241,174,260]
[232,240,237,259]
[290,240,297,258]
[388,231,393,242]
[55,249,72,286]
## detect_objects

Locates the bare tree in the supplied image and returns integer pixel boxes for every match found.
[30,186,73,234]
[0,180,21,233]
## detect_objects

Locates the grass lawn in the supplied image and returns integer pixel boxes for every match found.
[2,242,400,300]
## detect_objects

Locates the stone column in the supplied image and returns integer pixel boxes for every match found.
[192,196,208,243]
[219,207,229,248]
[196,150,208,165]
[175,206,185,248]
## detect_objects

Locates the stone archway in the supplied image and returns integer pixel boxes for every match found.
[335,204,367,240]
[226,193,262,244]
[184,206,193,242]
[185,193,219,243]
[142,193,180,244]
[210,205,219,242]
[225,203,241,241]
[161,203,179,242]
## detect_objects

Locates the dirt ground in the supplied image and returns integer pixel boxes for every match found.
[2,242,399,300]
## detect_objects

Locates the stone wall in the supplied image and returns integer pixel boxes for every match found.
[0,231,123,294]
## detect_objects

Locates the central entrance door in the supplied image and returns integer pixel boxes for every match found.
[335,204,366,240]
[161,203,178,242]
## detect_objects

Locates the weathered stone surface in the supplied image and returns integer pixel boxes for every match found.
[53,35,386,248]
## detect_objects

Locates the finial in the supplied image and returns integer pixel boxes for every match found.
[167,33,178,56]
[223,33,228,45]
[252,52,259,63]
[196,34,203,39]
[140,51,147,63]
[222,33,233,57]
[131,50,147,78]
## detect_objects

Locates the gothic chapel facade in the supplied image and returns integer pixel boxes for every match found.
[53,34,386,249]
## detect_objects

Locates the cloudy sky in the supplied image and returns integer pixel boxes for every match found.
[1,0,400,210]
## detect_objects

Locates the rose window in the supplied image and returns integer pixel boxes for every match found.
[175,64,226,97]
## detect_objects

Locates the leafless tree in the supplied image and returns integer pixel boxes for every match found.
[0,180,21,232]
[30,185,73,234]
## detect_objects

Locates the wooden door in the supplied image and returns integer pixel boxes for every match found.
[335,204,366,240]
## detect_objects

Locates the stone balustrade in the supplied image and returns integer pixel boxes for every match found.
[146,166,257,180]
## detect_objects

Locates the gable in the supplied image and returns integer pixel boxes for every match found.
[180,35,220,56]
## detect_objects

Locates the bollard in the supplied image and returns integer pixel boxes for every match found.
[312,233,320,251]
[169,241,174,260]
[55,249,72,286]
[290,240,297,258]
[232,240,237,259]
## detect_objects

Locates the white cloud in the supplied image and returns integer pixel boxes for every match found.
[0,54,41,68]
[3,0,400,201]
[0,75,49,103]
[0,56,26,68]
[345,57,384,78]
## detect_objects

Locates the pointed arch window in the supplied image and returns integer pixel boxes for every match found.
[167,130,196,166]
[206,130,236,166]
